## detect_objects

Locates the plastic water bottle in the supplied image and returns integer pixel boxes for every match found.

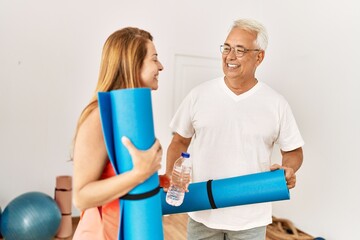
[166,152,192,206]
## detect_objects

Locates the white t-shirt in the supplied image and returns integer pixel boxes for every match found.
[170,77,304,231]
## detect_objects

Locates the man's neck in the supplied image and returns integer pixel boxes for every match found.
[224,76,258,95]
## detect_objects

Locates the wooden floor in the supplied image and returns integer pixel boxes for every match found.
[0,213,312,240]
[67,214,312,240]
[66,214,188,240]
[66,213,313,240]
[163,214,188,239]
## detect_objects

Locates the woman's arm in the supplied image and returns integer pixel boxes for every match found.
[73,108,162,211]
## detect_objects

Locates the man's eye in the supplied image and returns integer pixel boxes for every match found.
[236,48,245,53]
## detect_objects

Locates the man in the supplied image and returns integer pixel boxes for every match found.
[165,18,304,240]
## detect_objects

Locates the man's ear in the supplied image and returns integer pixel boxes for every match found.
[256,50,265,66]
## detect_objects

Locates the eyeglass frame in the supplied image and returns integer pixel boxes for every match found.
[220,44,261,57]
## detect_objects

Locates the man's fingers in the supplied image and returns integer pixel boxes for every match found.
[270,164,281,171]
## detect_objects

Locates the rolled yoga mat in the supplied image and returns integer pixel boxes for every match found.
[161,169,290,215]
[98,88,163,240]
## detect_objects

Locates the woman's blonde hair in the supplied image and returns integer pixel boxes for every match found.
[72,27,153,148]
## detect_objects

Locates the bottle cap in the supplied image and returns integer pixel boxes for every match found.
[181,152,190,158]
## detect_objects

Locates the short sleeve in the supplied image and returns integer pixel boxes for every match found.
[277,101,304,151]
[169,92,195,138]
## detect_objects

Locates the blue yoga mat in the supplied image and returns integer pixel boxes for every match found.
[98,88,163,240]
[161,169,289,215]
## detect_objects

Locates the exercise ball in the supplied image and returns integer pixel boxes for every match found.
[0,206,2,238]
[0,191,61,240]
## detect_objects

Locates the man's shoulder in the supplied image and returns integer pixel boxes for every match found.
[258,81,286,100]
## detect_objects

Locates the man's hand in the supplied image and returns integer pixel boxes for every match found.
[270,164,296,189]
[159,174,171,191]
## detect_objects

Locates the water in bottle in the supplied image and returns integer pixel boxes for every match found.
[166,152,192,206]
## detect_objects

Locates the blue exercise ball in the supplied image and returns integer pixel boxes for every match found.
[1,191,61,240]
[0,206,2,238]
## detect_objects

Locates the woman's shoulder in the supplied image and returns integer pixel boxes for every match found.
[78,107,102,136]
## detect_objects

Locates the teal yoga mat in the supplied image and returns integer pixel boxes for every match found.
[98,88,163,240]
[161,169,290,215]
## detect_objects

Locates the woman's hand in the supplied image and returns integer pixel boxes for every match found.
[121,136,162,183]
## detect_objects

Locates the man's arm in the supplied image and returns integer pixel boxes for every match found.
[166,133,192,177]
[270,147,303,189]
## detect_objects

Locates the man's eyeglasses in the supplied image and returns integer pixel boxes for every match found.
[220,45,261,57]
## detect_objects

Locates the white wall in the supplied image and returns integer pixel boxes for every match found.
[1,0,359,239]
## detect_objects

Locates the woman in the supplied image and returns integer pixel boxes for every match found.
[72,27,164,239]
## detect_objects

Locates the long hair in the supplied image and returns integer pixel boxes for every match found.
[72,27,153,150]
